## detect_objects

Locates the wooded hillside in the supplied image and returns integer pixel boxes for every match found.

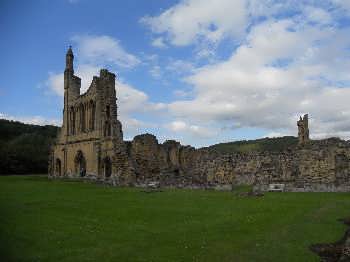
[0,119,59,174]
[205,136,298,154]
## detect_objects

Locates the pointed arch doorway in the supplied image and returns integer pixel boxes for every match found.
[55,158,62,176]
[103,157,112,178]
[75,150,86,177]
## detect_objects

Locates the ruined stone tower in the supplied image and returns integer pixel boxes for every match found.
[49,47,134,184]
[297,114,309,145]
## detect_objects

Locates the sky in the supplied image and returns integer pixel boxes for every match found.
[1,0,350,147]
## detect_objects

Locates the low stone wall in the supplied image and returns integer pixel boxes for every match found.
[254,183,350,192]
[50,134,350,192]
[127,135,350,192]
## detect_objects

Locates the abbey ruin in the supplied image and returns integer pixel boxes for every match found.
[49,47,350,192]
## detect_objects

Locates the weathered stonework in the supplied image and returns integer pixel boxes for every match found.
[49,48,350,192]
[298,114,309,145]
[122,135,350,191]
[48,47,134,185]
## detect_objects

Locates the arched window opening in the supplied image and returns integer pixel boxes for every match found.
[103,157,112,178]
[104,121,111,137]
[72,109,76,135]
[106,105,110,118]
[81,105,86,132]
[75,150,86,177]
[55,158,62,176]
[89,100,95,131]
[69,107,75,135]
[74,107,78,134]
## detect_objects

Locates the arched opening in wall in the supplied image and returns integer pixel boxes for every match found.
[55,158,62,176]
[89,100,95,131]
[75,150,86,177]
[106,105,110,118]
[82,104,86,132]
[70,106,75,135]
[104,121,111,137]
[104,104,111,137]
[79,104,86,133]
[103,157,112,178]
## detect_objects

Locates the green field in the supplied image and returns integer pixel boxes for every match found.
[0,176,349,261]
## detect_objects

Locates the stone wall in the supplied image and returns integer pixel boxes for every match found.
[126,135,350,191]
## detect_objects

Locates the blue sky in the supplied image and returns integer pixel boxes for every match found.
[1,0,350,147]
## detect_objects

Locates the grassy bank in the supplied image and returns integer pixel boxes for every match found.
[0,175,349,261]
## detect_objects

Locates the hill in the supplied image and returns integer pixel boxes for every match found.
[0,119,59,174]
[205,136,298,154]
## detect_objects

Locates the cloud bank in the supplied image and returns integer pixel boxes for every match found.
[0,113,61,126]
[143,0,350,141]
[40,1,350,147]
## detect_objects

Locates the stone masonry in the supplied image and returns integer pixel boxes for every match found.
[298,114,309,145]
[49,48,350,192]
[49,47,134,185]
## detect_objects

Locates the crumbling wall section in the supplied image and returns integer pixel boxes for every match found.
[128,135,350,191]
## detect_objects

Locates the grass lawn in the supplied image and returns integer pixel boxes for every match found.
[0,176,350,261]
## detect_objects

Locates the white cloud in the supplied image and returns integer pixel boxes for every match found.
[149,65,161,79]
[266,131,291,138]
[303,6,333,25]
[119,116,159,141]
[116,80,166,114]
[151,37,167,48]
[141,0,248,46]
[72,35,140,68]
[43,3,350,146]
[331,0,350,12]
[116,81,149,114]
[169,120,187,131]
[0,113,61,126]
[166,59,194,74]
[139,0,350,142]
[173,89,192,98]
[47,72,63,97]
[47,64,100,96]
[167,16,350,140]
[167,120,216,138]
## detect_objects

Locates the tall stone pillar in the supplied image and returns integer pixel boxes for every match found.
[297,114,310,145]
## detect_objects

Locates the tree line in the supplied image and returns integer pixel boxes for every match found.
[0,119,59,174]
[206,136,298,154]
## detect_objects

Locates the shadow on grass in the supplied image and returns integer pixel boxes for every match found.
[310,217,350,261]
